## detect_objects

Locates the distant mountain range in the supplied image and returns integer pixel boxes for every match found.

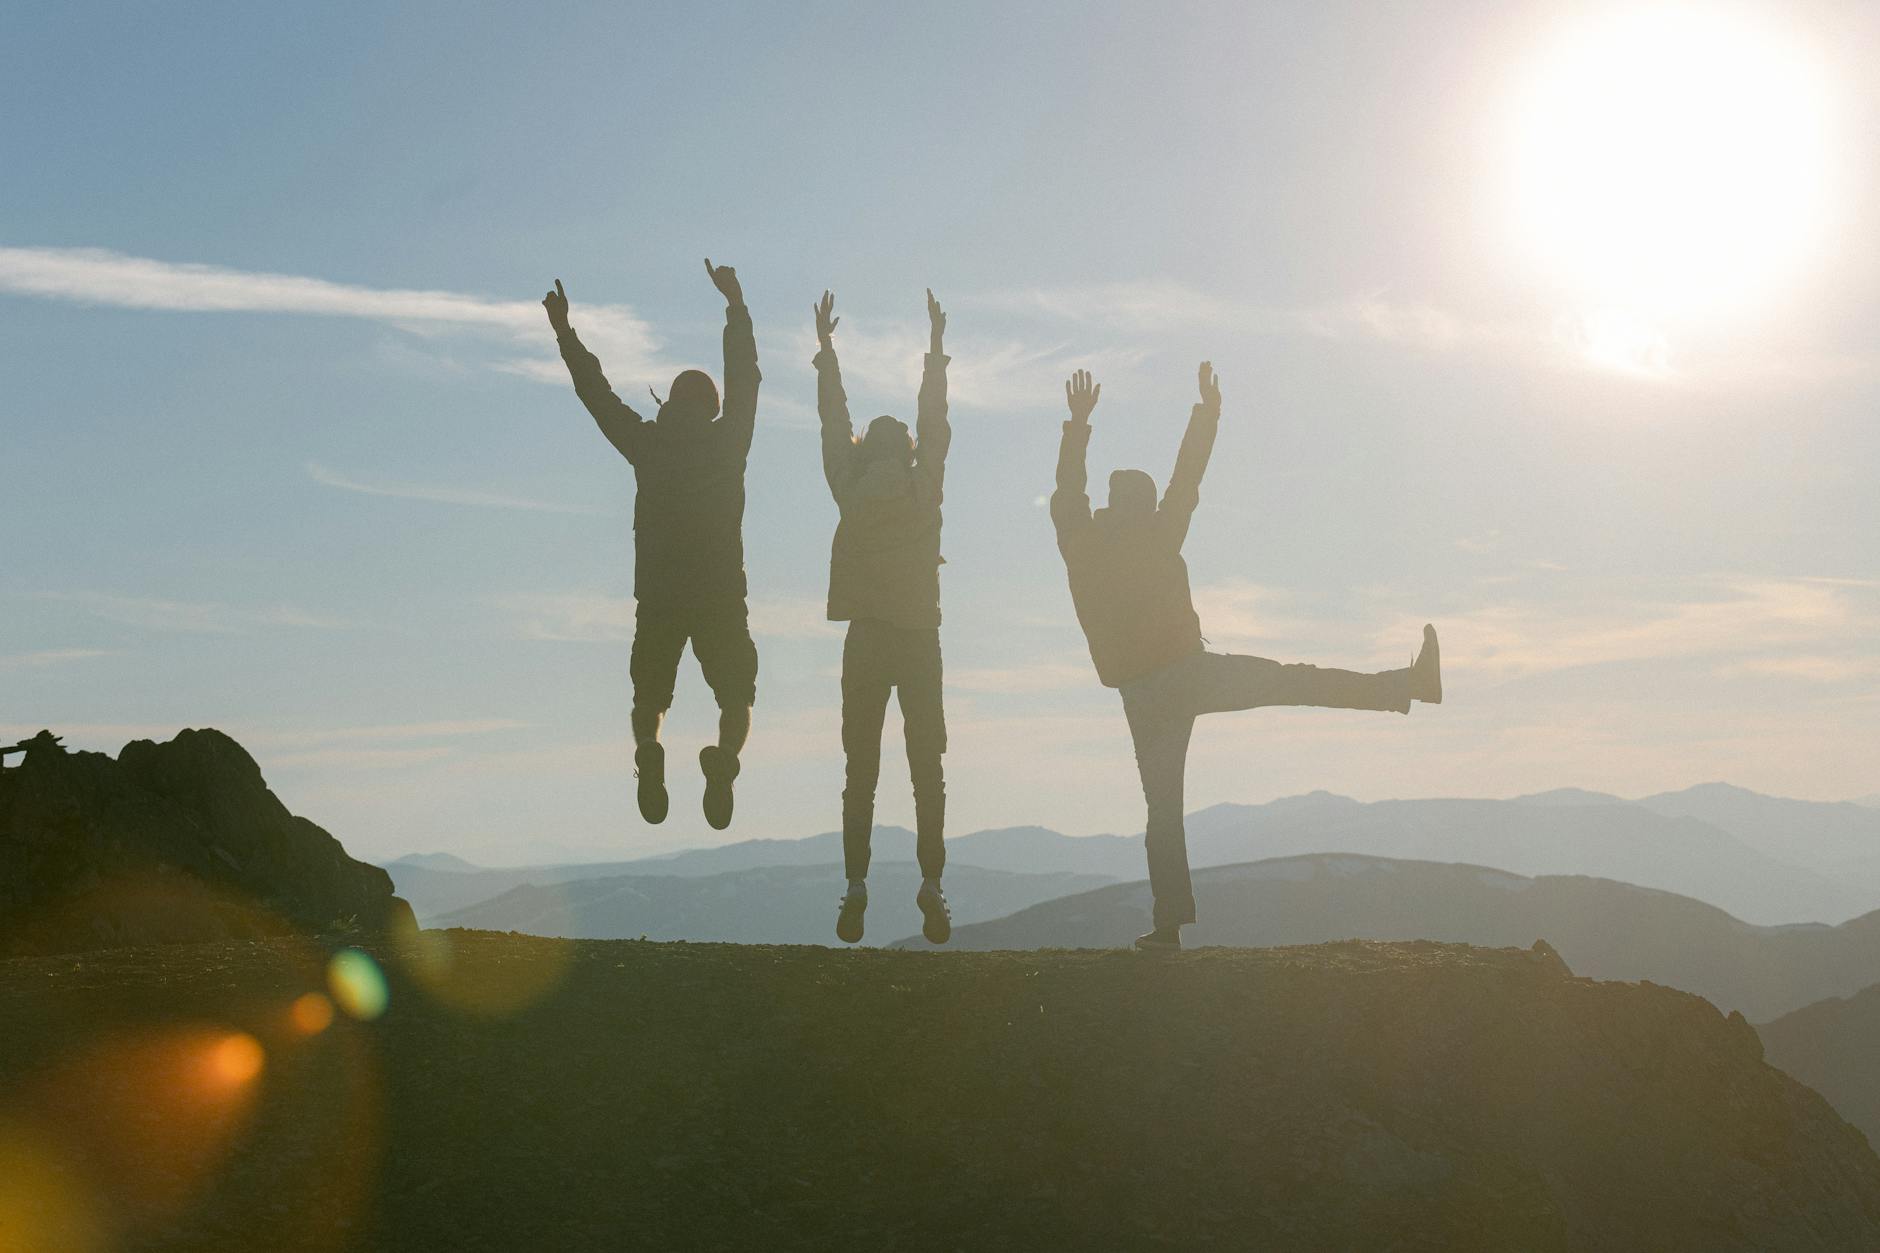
[391,783,1880,929]
[434,862,1116,946]
[903,852,1880,1021]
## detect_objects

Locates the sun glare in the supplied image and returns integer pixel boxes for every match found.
[1506,4,1835,322]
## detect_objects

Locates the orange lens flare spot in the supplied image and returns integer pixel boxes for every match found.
[206,1032,265,1088]
[289,991,336,1036]
[327,948,389,1021]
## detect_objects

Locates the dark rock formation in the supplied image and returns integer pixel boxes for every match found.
[0,727,412,955]
[2,936,1876,1249]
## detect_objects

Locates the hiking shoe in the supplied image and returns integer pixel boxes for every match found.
[916,880,952,945]
[1133,926,1182,952]
[634,742,668,824]
[699,746,739,831]
[1411,623,1441,705]
[836,883,867,945]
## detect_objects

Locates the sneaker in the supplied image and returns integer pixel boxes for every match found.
[634,742,668,824]
[1411,623,1441,705]
[916,880,951,945]
[699,746,739,831]
[836,883,867,945]
[1133,926,1182,952]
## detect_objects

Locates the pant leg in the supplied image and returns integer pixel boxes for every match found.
[840,621,894,882]
[1185,651,1412,716]
[895,627,947,880]
[690,600,759,714]
[628,608,690,739]
[1120,686,1198,930]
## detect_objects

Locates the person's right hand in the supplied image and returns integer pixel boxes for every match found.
[1065,368,1100,425]
[543,279,570,333]
[1197,360,1221,410]
[814,290,839,350]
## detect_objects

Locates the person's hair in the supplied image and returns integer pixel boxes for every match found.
[665,369,720,422]
[1108,468,1157,513]
[856,415,915,467]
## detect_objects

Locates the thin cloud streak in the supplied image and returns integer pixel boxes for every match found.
[0,245,672,386]
[307,462,606,516]
[36,590,351,634]
[0,648,115,670]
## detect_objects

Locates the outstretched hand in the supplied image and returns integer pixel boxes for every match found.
[1065,368,1100,426]
[814,290,839,350]
[926,287,946,354]
[704,257,743,305]
[542,279,570,334]
[1197,360,1221,410]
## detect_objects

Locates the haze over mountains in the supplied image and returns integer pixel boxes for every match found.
[390,783,1880,931]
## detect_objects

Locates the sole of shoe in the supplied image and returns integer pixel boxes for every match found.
[1133,935,1182,953]
[919,895,951,945]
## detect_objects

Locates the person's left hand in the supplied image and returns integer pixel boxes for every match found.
[1197,360,1221,410]
[926,287,946,354]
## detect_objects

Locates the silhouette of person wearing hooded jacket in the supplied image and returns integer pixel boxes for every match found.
[1052,365,1442,951]
[543,260,760,831]
[813,288,954,946]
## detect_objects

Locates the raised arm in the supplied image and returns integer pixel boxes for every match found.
[811,290,856,501]
[543,278,646,463]
[706,258,760,458]
[915,287,952,492]
[1051,368,1099,552]
[1159,361,1221,549]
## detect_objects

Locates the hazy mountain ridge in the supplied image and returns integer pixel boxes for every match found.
[389,784,1880,929]
[436,861,1119,945]
[1762,985,1880,1150]
[911,852,1880,1020]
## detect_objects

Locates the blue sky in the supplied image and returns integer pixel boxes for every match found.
[4,1,1877,864]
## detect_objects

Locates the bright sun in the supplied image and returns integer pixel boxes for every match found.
[1506,5,1835,324]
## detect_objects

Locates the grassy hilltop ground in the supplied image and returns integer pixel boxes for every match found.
[5,935,1880,1251]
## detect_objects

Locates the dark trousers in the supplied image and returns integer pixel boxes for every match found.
[1119,650,1412,930]
[841,619,946,881]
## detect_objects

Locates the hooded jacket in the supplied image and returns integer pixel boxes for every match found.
[815,346,951,630]
[1051,399,1219,687]
[557,303,760,609]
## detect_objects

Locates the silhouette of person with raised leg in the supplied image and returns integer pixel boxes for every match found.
[543,260,761,830]
[1052,365,1441,952]
[814,289,953,945]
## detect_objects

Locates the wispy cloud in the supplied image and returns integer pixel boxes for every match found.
[307,461,605,516]
[0,245,672,387]
[496,591,840,643]
[0,648,115,670]
[36,591,351,634]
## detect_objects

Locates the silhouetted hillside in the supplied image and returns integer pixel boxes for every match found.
[917,853,1880,1020]
[0,729,411,955]
[1762,985,1880,1149]
[436,862,1114,945]
[4,935,1876,1250]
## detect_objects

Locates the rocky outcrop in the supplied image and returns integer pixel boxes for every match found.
[0,728,412,955]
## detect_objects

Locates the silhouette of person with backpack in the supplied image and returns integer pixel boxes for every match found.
[813,288,953,945]
[543,260,760,830]
[1052,364,1441,951]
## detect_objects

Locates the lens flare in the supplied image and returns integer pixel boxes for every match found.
[290,991,337,1036]
[327,949,389,1021]
[395,928,572,1018]
[0,1120,108,1253]
[206,1032,265,1089]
